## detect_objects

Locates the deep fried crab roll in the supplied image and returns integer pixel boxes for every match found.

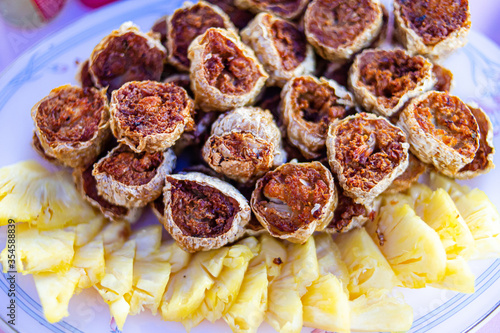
[75,59,96,89]
[31,85,110,168]
[234,0,309,20]
[450,104,495,179]
[241,12,315,87]
[325,187,375,233]
[394,0,471,60]
[398,91,480,176]
[73,164,142,224]
[202,107,286,183]
[304,0,384,61]
[162,172,250,252]
[93,144,176,208]
[348,49,436,118]
[327,112,410,205]
[32,132,61,165]
[151,15,168,46]
[167,1,236,72]
[250,161,337,244]
[110,80,194,153]
[280,75,355,159]
[385,153,427,194]
[206,0,254,29]
[89,22,166,92]
[432,64,454,93]
[188,28,268,112]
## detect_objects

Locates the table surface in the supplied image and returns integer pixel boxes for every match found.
[0,0,499,332]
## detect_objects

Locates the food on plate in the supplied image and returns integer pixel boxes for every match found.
[110,80,194,153]
[31,85,110,168]
[394,0,471,60]
[92,144,176,208]
[75,59,96,89]
[385,153,427,193]
[89,22,166,92]
[327,112,410,205]
[251,162,337,243]
[166,1,236,72]
[161,172,250,252]
[241,13,315,87]
[206,0,254,29]
[398,91,480,175]
[432,63,454,92]
[280,75,355,159]
[304,0,384,61]
[150,15,168,46]
[235,0,309,20]
[202,107,286,183]
[348,49,436,117]
[188,28,268,112]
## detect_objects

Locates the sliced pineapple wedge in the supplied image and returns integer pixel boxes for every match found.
[101,221,131,255]
[255,234,288,283]
[148,241,191,273]
[429,171,470,201]
[129,225,162,260]
[73,238,105,292]
[430,256,475,293]
[314,233,349,291]
[71,215,106,248]
[366,202,447,288]
[350,289,413,332]
[335,227,400,298]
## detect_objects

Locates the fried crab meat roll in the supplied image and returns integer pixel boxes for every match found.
[348,49,436,118]
[167,1,236,72]
[385,153,427,194]
[398,91,480,176]
[206,0,254,29]
[75,59,96,89]
[93,144,176,208]
[454,104,495,179]
[432,64,454,93]
[280,75,355,159]
[241,13,315,87]
[394,0,471,60]
[151,15,168,46]
[304,0,384,61]
[89,22,166,92]
[235,0,309,20]
[31,85,110,168]
[327,112,410,205]
[325,186,375,233]
[188,28,268,112]
[110,80,194,153]
[73,164,142,224]
[162,172,251,252]
[251,161,337,244]
[202,106,286,183]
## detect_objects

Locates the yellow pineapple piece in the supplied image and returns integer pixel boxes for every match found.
[129,225,162,260]
[148,241,191,273]
[73,238,105,292]
[255,234,288,282]
[109,296,130,331]
[430,257,475,293]
[335,228,400,298]
[33,267,81,323]
[314,233,349,291]
[366,203,447,288]
[429,171,470,200]
[72,215,106,247]
[1,224,75,274]
[350,289,413,332]
[101,221,131,255]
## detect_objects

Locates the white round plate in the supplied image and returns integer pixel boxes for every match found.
[0,1,499,332]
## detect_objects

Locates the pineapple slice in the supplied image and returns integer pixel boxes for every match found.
[73,238,105,292]
[33,267,81,323]
[429,171,470,201]
[129,225,162,260]
[161,247,229,322]
[335,228,400,298]
[430,257,475,293]
[0,161,97,229]
[350,289,413,332]
[266,237,319,333]
[413,187,475,259]
[366,203,447,288]
[148,241,191,273]
[314,233,349,291]
[72,215,106,247]
[1,224,75,274]
[101,221,131,255]
[256,234,288,282]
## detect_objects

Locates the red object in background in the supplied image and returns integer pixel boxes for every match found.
[79,0,117,9]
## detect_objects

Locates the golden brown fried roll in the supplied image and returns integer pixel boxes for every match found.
[327,112,410,205]
[92,144,176,208]
[280,75,355,159]
[31,85,110,168]
[89,22,166,92]
[151,15,168,46]
[75,59,96,89]
[110,80,194,153]
[206,0,255,29]
[202,106,286,183]
[452,104,495,179]
[241,12,315,87]
[398,91,480,176]
[394,0,471,60]
[304,0,384,61]
[385,153,427,194]
[162,172,250,252]
[235,0,309,20]
[167,1,236,72]
[188,28,268,112]
[432,64,454,92]
[251,161,337,243]
[348,49,436,117]
[73,164,142,224]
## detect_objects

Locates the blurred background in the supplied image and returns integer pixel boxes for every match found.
[0,0,500,73]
